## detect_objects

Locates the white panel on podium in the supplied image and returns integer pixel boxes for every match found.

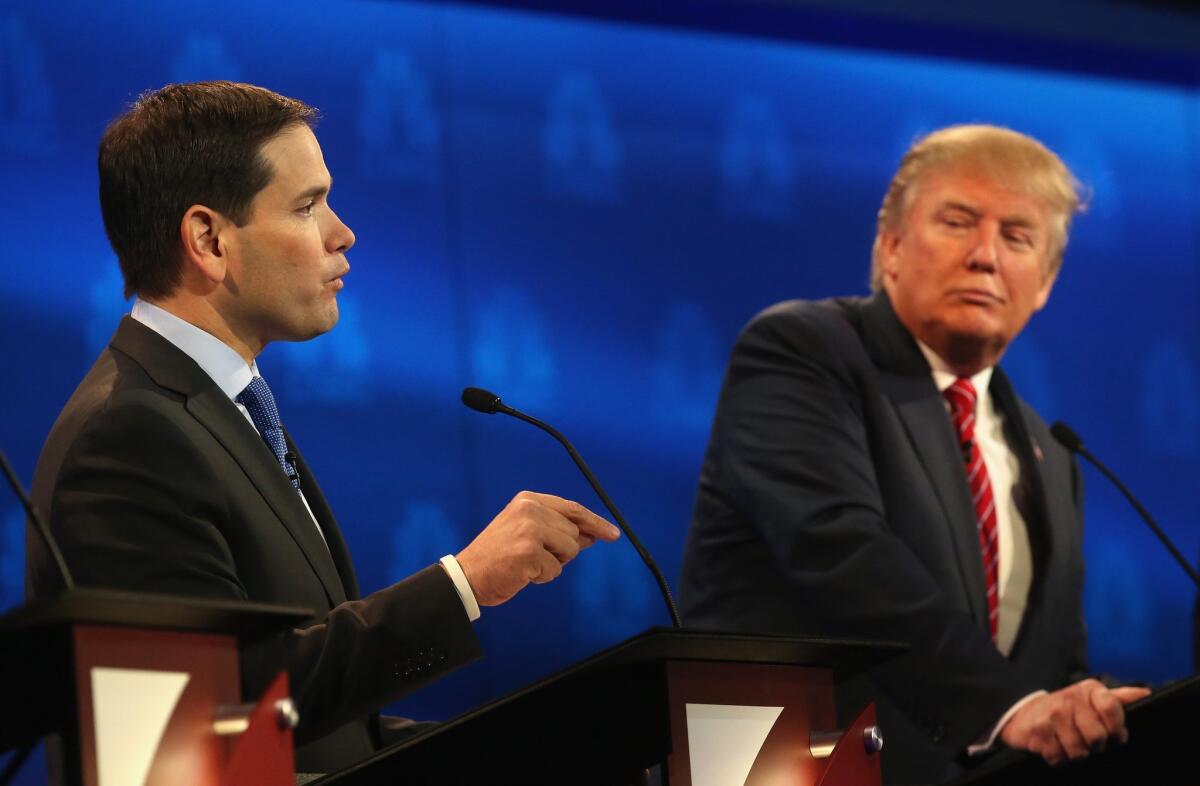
[91,667,189,786]
[685,703,783,786]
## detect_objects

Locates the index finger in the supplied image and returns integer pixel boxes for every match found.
[1109,687,1151,705]
[520,491,621,541]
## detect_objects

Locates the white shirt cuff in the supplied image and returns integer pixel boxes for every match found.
[439,555,481,622]
[967,690,1047,755]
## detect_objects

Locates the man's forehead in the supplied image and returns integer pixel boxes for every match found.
[915,170,1048,222]
[259,125,331,193]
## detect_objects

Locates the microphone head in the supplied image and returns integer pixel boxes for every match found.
[462,387,502,414]
[1049,421,1084,453]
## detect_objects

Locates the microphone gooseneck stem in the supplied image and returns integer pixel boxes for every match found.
[505,407,683,628]
[1076,446,1200,588]
[0,450,75,592]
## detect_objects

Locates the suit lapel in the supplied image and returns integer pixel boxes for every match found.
[187,388,348,606]
[988,370,1053,646]
[858,294,990,626]
[286,432,361,601]
[110,317,348,607]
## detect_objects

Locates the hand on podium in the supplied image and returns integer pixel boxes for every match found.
[456,491,621,606]
[999,678,1151,766]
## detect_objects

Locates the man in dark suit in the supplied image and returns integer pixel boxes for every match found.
[27,81,619,776]
[679,125,1147,784]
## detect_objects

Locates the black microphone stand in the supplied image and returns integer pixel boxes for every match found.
[463,387,682,628]
[1051,422,1200,588]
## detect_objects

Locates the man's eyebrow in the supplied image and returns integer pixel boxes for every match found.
[295,179,331,202]
[938,200,1039,229]
[1000,215,1039,230]
[938,200,980,217]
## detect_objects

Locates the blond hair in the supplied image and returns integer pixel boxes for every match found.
[870,125,1085,291]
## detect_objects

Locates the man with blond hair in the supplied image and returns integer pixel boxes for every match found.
[680,125,1147,783]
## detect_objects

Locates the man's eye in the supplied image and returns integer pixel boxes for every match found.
[298,201,315,216]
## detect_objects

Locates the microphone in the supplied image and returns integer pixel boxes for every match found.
[283,451,301,486]
[462,387,510,416]
[0,449,74,592]
[461,386,682,628]
[1050,422,1200,589]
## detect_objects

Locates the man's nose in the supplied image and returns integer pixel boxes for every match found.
[327,208,355,254]
[967,223,1000,271]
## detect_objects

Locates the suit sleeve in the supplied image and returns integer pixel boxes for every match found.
[709,307,1046,752]
[47,393,482,743]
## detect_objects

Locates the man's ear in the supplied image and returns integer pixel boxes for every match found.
[878,229,903,282]
[179,205,228,285]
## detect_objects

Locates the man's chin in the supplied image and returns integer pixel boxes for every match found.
[941,309,1007,342]
[283,311,339,343]
[316,301,341,333]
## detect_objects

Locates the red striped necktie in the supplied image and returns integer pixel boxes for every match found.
[944,378,999,643]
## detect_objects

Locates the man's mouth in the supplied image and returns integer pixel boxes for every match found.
[951,288,1002,305]
[328,265,350,288]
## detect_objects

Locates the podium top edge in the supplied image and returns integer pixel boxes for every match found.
[602,626,906,671]
[0,588,312,641]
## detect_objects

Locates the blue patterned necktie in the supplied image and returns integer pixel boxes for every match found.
[236,375,301,491]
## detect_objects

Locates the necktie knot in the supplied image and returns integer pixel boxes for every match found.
[236,376,283,432]
[236,375,300,491]
[943,378,978,445]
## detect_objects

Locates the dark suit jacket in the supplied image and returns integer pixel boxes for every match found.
[27,316,483,774]
[679,292,1087,785]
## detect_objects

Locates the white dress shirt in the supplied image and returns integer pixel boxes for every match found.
[917,342,1033,656]
[916,342,1043,752]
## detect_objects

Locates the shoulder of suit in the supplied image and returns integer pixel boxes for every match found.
[48,345,188,448]
[34,344,203,516]
[746,296,866,333]
[740,296,870,355]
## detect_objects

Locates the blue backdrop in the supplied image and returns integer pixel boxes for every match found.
[1,1,1198,775]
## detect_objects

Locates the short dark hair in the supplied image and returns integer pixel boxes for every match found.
[98,81,318,299]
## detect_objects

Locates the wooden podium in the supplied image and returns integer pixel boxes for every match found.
[0,589,311,786]
[316,628,904,786]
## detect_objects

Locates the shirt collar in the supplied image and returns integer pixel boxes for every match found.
[130,299,259,401]
[915,339,994,397]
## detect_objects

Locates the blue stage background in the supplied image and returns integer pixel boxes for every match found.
[1,1,1198,774]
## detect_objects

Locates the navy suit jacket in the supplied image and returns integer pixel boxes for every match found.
[679,292,1087,784]
[28,316,483,774]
